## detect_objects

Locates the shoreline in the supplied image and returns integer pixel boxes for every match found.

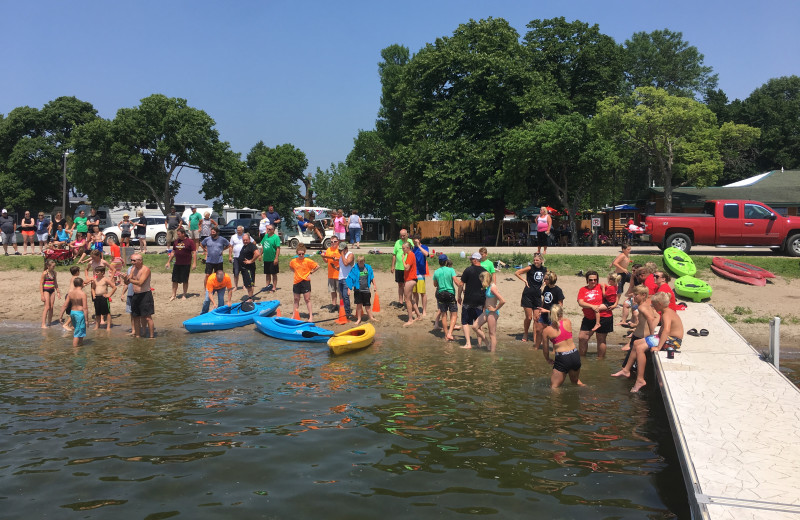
[6,262,799,353]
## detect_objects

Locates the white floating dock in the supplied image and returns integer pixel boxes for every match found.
[654,304,800,519]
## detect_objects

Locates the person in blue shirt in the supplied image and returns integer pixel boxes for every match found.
[297,212,323,241]
[412,235,429,317]
[346,255,377,325]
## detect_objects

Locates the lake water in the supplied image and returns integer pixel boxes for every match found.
[0,325,689,519]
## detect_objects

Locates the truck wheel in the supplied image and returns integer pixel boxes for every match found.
[786,234,800,257]
[665,233,692,253]
[288,238,299,249]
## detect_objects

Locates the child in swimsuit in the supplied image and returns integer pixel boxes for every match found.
[40,259,60,328]
[473,270,505,352]
[83,249,113,280]
[541,304,585,388]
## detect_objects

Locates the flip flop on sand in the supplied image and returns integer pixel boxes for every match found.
[687,328,699,336]
[699,329,709,336]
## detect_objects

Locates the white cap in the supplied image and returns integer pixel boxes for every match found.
[1,208,6,213]
[470,252,481,260]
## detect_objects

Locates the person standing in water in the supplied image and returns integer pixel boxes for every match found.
[61,277,88,347]
[541,304,585,389]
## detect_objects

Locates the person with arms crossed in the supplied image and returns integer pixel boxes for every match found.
[260,224,281,291]
[165,228,196,300]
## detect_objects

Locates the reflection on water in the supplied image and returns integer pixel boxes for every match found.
[0,325,688,518]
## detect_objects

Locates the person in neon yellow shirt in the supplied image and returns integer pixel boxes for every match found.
[390,228,413,307]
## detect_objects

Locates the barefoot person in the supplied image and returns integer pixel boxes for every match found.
[40,260,60,327]
[165,228,197,300]
[401,242,420,326]
[322,237,341,308]
[346,255,378,325]
[577,270,612,358]
[541,304,585,388]
[611,286,661,392]
[91,266,117,330]
[289,244,320,322]
[612,244,632,294]
[391,229,413,307]
[202,269,233,314]
[260,225,281,291]
[60,277,88,347]
[122,254,155,338]
[515,253,547,343]
[472,270,505,352]
[457,252,487,348]
[535,271,565,353]
[433,255,462,341]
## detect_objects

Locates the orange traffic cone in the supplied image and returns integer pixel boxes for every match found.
[372,291,381,312]
[336,298,348,325]
[293,308,300,320]
[275,307,282,317]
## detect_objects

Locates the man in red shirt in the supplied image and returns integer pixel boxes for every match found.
[577,270,613,359]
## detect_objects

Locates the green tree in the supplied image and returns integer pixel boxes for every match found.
[0,97,98,211]
[624,29,718,99]
[396,18,548,226]
[594,87,724,212]
[72,94,236,213]
[523,17,624,116]
[346,129,403,222]
[311,162,356,210]
[504,114,617,244]
[219,141,307,220]
[717,121,761,184]
[730,75,800,170]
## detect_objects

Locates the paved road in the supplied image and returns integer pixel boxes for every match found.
[142,243,789,258]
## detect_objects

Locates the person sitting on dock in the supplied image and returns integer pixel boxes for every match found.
[611,286,660,391]
[650,293,684,354]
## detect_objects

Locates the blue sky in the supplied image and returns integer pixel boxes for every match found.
[2,0,797,203]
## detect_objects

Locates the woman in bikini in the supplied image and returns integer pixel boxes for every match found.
[40,259,60,327]
[542,304,585,389]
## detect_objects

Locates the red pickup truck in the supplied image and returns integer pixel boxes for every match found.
[640,200,800,256]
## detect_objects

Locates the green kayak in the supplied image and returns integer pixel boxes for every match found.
[674,276,712,302]
[663,247,697,278]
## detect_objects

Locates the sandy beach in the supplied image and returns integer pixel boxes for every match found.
[7,260,799,352]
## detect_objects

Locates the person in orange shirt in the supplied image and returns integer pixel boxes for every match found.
[321,237,341,309]
[202,269,233,314]
[289,244,320,322]
[401,241,420,326]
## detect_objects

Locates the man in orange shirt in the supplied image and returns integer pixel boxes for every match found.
[289,244,320,322]
[202,269,233,314]
[321,237,341,309]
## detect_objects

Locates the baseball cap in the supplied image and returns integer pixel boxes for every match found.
[338,242,347,250]
[438,254,448,262]
[1,209,6,214]
[470,252,481,260]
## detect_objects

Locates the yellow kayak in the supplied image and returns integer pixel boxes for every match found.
[328,323,375,355]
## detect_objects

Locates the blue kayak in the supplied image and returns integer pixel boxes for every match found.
[183,300,280,333]
[253,316,334,343]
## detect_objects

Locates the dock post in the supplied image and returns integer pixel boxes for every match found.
[769,316,781,370]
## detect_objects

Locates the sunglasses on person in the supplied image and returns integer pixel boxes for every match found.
[587,277,598,282]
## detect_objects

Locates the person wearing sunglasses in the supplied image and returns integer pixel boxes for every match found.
[577,270,612,358]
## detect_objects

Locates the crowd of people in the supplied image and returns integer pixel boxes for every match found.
[33,205,682,393]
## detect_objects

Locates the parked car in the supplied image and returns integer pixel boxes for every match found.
[216,218,261,240]
[640,199,800,256]
[103,216,171,246]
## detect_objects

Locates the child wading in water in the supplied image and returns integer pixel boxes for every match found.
[91,266,117,329]
[60,277,88,347]
[473,270,505,352]
[40,259,60,327]
[592,273,621,331]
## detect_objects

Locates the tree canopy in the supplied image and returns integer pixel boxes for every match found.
[71,94,238,213]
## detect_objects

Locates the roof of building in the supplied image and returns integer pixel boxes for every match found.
[649,169,800,206]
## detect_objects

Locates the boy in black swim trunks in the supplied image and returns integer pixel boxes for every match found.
[91,266,117,330]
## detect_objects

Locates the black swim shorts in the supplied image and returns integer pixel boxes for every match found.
[131,291,154,317]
